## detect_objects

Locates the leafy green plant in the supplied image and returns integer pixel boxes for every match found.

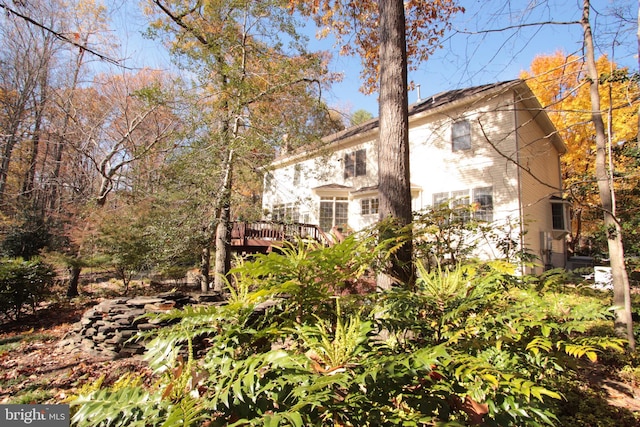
[0,258,55,319]
[227,234,379,322]
[71,231,630,426]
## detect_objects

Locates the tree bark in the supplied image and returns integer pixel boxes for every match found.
[199,246,210,293]
[66,265,81,298]
[213,149,234,292]
[581,0,634,349]
[377,0,413,288]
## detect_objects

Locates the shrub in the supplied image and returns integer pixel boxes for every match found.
[0,258,55,320]
[70,236,627,426]
[0,212,52,259]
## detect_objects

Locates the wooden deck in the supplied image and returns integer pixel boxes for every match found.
[230,221,329,253]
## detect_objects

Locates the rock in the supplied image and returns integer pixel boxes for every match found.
[69,292,215,360]
[127,297,164,307]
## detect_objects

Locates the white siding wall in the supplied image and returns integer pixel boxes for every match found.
[409,97,522,259]
[263,138,379,231]
[515,104,564,272]
[263,85,564,267]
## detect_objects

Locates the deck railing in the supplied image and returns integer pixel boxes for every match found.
[231,221,331,250]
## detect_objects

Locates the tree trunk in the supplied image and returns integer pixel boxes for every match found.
[200,246,210,293]
[377,0,413,288]
[581,0,634,349]
[49,48,85,212]
[213,149,234,292]
[0,134,19,205]
[66,265,81,298]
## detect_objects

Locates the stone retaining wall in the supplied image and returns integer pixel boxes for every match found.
[61,292,224,359]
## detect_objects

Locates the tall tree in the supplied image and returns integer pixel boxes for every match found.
[146,0,339,291]
[0,0,58,208]
[60,68,181,296]
[581,0,635,349]
[291,0,462,285]
[521,52,639,258]
[377,0,412,285]
[71,69,180,207]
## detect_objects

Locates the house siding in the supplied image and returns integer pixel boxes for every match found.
[262,80,566,269]
[515,99,565,272]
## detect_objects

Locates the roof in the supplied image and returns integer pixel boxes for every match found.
[312,183,353,190]
[271,79,565,166]
[321,80,524,145]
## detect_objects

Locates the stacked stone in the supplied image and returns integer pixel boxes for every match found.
[67,292,222,359]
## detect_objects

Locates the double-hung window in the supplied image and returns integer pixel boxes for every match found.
[293,164,302,186]
[472,187,493,222]
[551,198,570,232]
[452,120,471,151]
[432,187,493,223]
[272,203,299,222]
[452,190,471,222]
[361,198,379,215]
[344,149,367,178]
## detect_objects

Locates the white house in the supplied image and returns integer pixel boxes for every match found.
[262,80,568,272]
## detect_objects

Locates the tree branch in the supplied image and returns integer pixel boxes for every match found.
[0,3,129,69]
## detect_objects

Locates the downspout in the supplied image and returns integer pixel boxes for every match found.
[513,92,526,277]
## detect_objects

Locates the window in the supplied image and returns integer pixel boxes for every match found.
[264,172,274,190]
[433,192,449,208]
[431,187,493,223]
[452,190,471,222]
[319,196,349,231]
[361,198,379,215]
[272,204,284,221]
[551,199,569,232]
[472,187,493,222]
[344,149,367,178]
[293,164,302,186]
[272,203,299,222]
[452,120,471,151]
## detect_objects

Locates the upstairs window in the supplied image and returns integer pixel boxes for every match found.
[293,164,302,186]
[344,149,367,178]
[452,120,471,151]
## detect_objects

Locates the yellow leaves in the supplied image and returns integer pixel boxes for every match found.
[523,51,639,225]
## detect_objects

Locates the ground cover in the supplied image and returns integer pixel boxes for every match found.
[0,277,639,426]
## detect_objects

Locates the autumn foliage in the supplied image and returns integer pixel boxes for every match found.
[289,0,464,93]
[521,52,640,256]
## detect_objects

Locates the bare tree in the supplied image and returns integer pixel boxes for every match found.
[0,2,57,207]
[581,0,634,349]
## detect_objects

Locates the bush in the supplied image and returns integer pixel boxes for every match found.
[0,258,55,320]
[0,212,52,259]
[70,235,627,426]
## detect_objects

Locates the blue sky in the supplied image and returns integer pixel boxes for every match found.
[111,0,637,118]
